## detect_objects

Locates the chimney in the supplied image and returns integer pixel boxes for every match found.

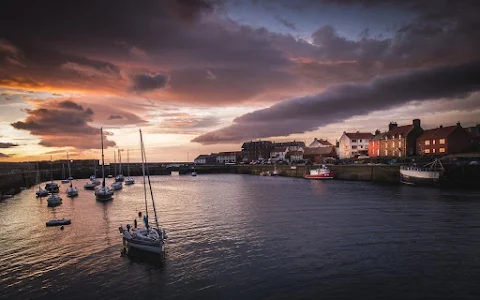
[457,121,461,127]
[413,119,421,128]
[375,129,380,135]
[388,122,398,131]
[439,125,443,129]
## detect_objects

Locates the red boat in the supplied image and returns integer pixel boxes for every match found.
[304,165,334,180]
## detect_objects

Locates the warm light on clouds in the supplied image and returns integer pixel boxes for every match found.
[0,0,479,161]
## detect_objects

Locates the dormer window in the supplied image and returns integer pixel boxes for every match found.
[399,134,402,139]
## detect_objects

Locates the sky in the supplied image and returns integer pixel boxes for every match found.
[0,0,479,162]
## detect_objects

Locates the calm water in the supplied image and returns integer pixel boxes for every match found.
[1,175,480,300]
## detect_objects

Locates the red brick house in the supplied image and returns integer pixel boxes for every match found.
[416,123,472,156]
[381,119,423,157]
[368,130,386,157]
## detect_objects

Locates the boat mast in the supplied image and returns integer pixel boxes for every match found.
[36,162,40,185]
[140,129,160,231]
[67,151,71,178]
[50,155,53,182]
[140,129,149,226]
[119,149,122,175]
[114,151,117,177]
[101,128,105,187]
[127,149,130,177]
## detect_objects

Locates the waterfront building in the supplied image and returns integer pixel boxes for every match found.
[416,123,472,156]
[286,150,304,162]
[466,124,480,151]
[382,119,423,157]
[368,130,386,157]
[308,138,333,148]
[241,141,273,162]
[273,141,305,151]
[338,131,374,159]
[194,155,209,164]
[303,146,337,163]
[270,147,289,162]
[216,151,242,164]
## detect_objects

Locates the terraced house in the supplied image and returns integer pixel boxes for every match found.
[416,123,472,156]
[382,119,423,157]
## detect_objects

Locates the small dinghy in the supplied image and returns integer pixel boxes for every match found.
[46,218,71,226]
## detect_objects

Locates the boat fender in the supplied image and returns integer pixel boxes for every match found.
[60,226,64,230]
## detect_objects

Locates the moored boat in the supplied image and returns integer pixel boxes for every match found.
[66,182,79,197]
[84,181,96,190]
[46,218,71,226]
[400,159,444,186]
[305,165,334,179]
[125,149,135,185]
[119,129,167,258]
[47,193,62,207]
[35,163,49,197]
[112,181,123,190]
[95,127,114,202]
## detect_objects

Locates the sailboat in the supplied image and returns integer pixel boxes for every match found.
[67,152,73,180]
[35,163,49,197]
[61,163,69,184]
[66,171,79,198]
[47,158,62,206]
[125,149,135,185]
[45,157,59,193]
[115,149,125,182]
[95,127,114,201]
[119,129,167,257]
[111,150,123,190]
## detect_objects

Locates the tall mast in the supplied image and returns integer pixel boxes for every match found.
[119,149,122,175]
[140,129,149,223]
[114,151,117,176]
[127,149,130,177]
[140,129,160,231]
[50,155,53,182]
[101,128,105,187]
[67,151,71,177]
[36,162,40,185]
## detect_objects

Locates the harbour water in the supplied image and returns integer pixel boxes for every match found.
[1,175,480,299]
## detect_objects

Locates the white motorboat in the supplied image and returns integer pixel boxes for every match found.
[46,218,71,226]
[95,127,114,202]
[47,193,62,207]
[305,165,334,180]
[66,182,79,197]
[119,129,167,258]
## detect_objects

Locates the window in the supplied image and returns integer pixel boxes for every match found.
[424,149,430,153]
[392,142,394,147]
[440,139,445,144]
[377,149,379,156]
[440,148,445,153]
[351,139,357,143]
[398,141,402,147]
[433,149,436,153]
[384,150,388,156]
[425,140,430,145]
[359,139,362,143]
[433,140,436,145]
[352,145,357,149]
[399,135,402,138]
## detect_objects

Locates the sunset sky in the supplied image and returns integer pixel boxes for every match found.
[1,0,479,162]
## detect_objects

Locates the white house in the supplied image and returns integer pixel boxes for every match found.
[194,155,209,164]
[308,138,333,148]
[287,150,304,162]
[216,152,242,164]
[338,131,374,159]
[269,147,288,162]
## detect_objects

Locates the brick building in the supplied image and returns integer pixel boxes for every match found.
[382,119,423,157]
[417,123,472,156]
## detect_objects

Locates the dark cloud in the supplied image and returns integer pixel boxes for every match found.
[11,100,115,149]
[193,61,480,144]
[0,153,11,158]
[107,114,124,120]
[0,142,18,148]
[274,15,297,31]
[130,74,169,92]
[170,0,217,22]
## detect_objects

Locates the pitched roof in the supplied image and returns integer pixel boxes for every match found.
[309,138,333,147]
[271,147,288,153]
[417,126,458,140]
[386,125,413,138]
[344,132,374,140]
[194,154,210,160]
[372,132,387,141]
[303,146,335,155]
[218,151,242,156]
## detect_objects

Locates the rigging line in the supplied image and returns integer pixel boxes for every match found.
[142,133,160,231]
